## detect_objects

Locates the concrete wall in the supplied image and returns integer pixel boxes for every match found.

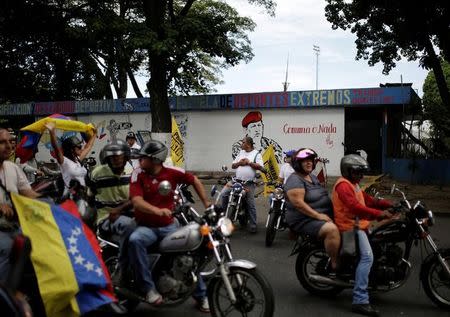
[35,108,345,176]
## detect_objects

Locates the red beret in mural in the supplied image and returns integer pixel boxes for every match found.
[241,111,263,127]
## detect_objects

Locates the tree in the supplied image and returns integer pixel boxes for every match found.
[324,0,450,111]
[423,59,450,156]
[140,0,275,144]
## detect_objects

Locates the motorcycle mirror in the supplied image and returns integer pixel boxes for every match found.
[91,151,95,155]
[221,165,228,171]
[158,180,172,196]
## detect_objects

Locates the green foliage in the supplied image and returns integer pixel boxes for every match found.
[0,0,274,103]
[423,59,450,156]
[324,0,450,74]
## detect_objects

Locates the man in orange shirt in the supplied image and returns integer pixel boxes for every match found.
[332,154,393,317]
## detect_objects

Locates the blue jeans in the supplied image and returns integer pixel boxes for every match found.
[128,222,206,298]
[353,230,373,304]
[221,183,257,227]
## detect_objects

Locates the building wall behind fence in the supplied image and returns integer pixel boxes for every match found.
[34,108,345,176]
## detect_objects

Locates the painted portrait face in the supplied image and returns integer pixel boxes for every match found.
[246,120,264,139]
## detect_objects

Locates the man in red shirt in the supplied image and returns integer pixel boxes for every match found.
[332,154,393,317]
[128,140,210,311]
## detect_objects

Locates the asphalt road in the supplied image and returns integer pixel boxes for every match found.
[131,189,450,317]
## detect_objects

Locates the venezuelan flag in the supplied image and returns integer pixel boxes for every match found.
[16,114,96,163]
[11,193,116,317]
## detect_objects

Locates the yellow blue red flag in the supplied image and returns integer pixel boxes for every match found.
[11,193,116,317]
[261,145,280,197]
[16,114,95,164]
[171,116,185,167]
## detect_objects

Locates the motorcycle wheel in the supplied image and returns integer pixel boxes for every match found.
[420,248,450,310]
[208,267,274,317]
[295,246,343,297]
[265,213,278,247]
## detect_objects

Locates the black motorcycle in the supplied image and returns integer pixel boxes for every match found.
[265,183,287,247]
[101,181,275,316]
[292,184,450,309]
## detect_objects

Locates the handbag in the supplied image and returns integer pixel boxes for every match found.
[339,217,359,258]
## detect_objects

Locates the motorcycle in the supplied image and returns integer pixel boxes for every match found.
[102,180,275,316]
[264,182,287,247]
[0,234,34,317]
[30,163,64,204]
[219,177,255,228]
[292,184,450,309]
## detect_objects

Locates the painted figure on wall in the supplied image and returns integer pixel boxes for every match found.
[232,111,282,163]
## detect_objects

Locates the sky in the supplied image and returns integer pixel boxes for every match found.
[132,0,429,98]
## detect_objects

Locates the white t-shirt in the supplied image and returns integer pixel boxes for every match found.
[60,156,87,188]
[0,161,31,204]
[233,149,263,181]
[279,163,295,184]
[130,142,141,169]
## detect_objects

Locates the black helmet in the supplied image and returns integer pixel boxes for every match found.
[102,139,130,163]
[139,140,168,163]
[340,154,369,179]
[291,148,318,173]
[61,136,83,156]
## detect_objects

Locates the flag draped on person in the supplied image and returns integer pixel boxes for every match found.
[11,193,116,317]
[171,116,185,167]
[261,144,280,197]
[15,114,96,164]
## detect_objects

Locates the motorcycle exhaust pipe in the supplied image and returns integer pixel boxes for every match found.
[309,274,352,288]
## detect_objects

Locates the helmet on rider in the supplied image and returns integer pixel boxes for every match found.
[340,154,369,183]
[291,148,318,174]
[102,139,130,169]
[138,140,168,163]
[61,135,83,157]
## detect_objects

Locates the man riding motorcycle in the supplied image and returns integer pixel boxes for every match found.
[125,140,211,311]
[89,140,134,240]
[332,154,393,317]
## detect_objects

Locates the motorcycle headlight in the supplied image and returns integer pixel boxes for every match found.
[218,217,234,237]
[273,187,284,200]
[427,210,435,226]
[232,183,243,193]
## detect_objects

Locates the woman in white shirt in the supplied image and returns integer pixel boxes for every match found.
[45,122,96,189]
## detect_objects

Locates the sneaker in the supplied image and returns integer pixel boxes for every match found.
[145,289,163,305]
[195,297,210,313]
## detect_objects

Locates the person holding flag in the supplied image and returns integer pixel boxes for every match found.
[0,128,40,282]
[45,121,96,190]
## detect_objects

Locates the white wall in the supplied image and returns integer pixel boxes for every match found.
[35,108,345,176]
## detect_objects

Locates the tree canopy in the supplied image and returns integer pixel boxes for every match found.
[325,0,450,111]
[0,0,275,110]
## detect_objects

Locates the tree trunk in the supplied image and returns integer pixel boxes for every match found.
[143,0,171,134]
[127,67,143,98]
[424,37,450,109]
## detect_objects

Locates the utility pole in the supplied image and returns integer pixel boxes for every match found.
[313,45,320,90]
[282,53,289,92]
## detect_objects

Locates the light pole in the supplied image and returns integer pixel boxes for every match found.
[313,45,320,90]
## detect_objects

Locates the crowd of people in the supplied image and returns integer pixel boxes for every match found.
[0,125,396,317]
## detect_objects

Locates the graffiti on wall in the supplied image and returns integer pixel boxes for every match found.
[173,114,188,138]
[231,111,283,164]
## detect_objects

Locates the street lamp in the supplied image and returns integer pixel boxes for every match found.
[313,45,320,90]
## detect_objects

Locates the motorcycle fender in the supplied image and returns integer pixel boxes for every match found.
[420,248,450,278]
[200,259,257,280]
